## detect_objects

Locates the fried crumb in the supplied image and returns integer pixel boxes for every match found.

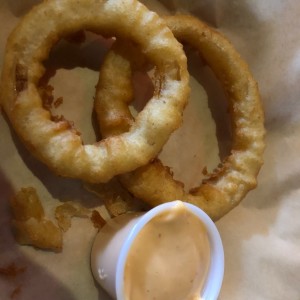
[53,96,63,108]
[51,114,68,123]
[202,166,208,176]
[39,84,54,110]
[39,84,63,110]
[55,202,90,232]
[51,115,81,136]
[84,178,148,217]
[10,187,63,252]
[90,210,106,229]
[202,160,229,183]
[13,218,63,252]
[10,187,44,221]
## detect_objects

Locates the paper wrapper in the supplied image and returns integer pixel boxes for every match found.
[0,0,300,299]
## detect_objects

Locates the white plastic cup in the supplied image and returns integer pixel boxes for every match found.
[91,200,224,300]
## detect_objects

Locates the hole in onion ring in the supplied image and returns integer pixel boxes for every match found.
[158,49,231,191]
[38,32,116,144]
[184,45,232,161]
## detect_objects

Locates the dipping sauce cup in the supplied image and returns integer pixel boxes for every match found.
[91,201,224,300]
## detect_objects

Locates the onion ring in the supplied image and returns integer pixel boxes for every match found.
[95,15,265,220]
[0,0,189,183]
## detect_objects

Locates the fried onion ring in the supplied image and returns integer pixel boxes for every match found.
[0,0,189,183]
[95,15,265,220]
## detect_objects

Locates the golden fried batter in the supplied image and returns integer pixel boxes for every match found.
[95,15,265,221]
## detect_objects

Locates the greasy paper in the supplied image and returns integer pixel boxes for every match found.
[0,1,300,300]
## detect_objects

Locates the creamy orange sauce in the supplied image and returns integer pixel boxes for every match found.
[124,203,210,300]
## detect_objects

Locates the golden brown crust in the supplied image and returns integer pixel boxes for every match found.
[55,202,90,232]
[83,178,150,217]
[95,15,265,221]
[90,210,106,230]
[12,218,63,253]
[10,187,63,252]
[0,0,189,183]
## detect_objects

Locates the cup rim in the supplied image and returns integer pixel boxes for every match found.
[115,200,224,300]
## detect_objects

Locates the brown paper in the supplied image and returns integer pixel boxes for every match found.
[1,0,300,299]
